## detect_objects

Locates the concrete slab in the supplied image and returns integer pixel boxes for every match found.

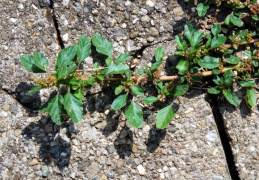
[0,0,60,93]
[219,90,259,179]
[54,0,185,56]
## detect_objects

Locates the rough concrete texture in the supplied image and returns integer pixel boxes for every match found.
[0,88,230,179]
[54,0,186,57]
[219,90,259,180]
[0,0,60,93]
[0,0,258,179]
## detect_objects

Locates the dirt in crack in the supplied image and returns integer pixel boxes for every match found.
[47,0,65,49]
[208,94,240,180]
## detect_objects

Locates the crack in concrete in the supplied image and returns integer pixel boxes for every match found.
[208,94,240,180]
[0,88,35,112]
[47,0,65,49]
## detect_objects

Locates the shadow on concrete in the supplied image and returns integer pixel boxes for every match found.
[146,125,166,153]
[21,116,79,170]
[114,125,133,159]
[15,82,42,113]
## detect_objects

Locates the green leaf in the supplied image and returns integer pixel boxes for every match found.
[185,24,195,43]
[198,56,220,69]
[105,57,113,66]
[197,2,209,17]
[33,52,49,71]
[28,86,42,94]
[77,35,91,62]
[174,51,185,56]
[207,87,221,94]
[212,23,221,37]
[74,89,84,100]
[141,96,158,104]
[106,63,129,74]
[56,46,76,70]
[96,74,104,81]
[85,77,95,85]
[224,70,233,88]
[205,33,212,48]
[226,55,240,65]
[116,53,131,64]
[211,35,226,49]
[130,85,144,95]
[155,46,165,61]
[94,62,99,69]
[156,105,174,129]
[175,35,188,51]
[252,15,259,21]
[180,76,186,83]
[176,60,189,75]
[21,55,35,72]
[213,76,224,86]
[57,63,77,80]
[190,67,198,74]
[64,93,83,123]
[111,94,127,110]
[247,88,256,107]
[48,94,64,125]
[115,85,124,95]
[125,71,131,80]
[39,100,50,113]
[191,76,201,82]
[222,89,239,107]
[151,61,162,71]
[190,31,203,47]
[224,14,232,25]
[239,80,256,87]
[92,34,112,57]
[20,55,45,73]
[125,102,143,128]
[172,85,189,96]
[230,15,243,27]
[212,69,220,75]
[69,79,83,86]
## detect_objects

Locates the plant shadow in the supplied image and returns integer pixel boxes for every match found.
[146,125,166,153]
[21,116,79,170]
[114,125,133,159]
[15,82,42,114]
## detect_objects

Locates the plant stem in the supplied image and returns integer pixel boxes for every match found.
[192,63,241,77]
[76,67,108,72]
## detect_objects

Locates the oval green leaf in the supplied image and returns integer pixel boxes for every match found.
[176,60,189,75]
[141,96,159,104]
[111,94,127,110]
[125,102,143,128]
[48,94,64,125]
[247,88,256,107]
[116,53,131,64]
[64,93,83,123]
[222,89,239,107]
[172,85,189,96]
[28,86,42,95]
[155,46,165,61]
[197,2,209,17]
[198,56,220,69]
[106,63,129,74]
[92,34,112,57]
[77,35,91,62]
[239,80,256,87]
[130,85,144,95]
[56,46,76,70]
[156,105,174,129]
